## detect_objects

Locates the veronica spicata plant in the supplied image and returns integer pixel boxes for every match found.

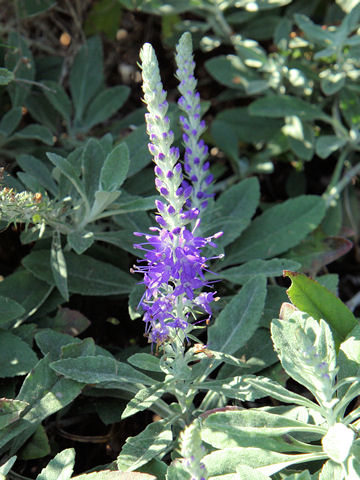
[175,35,213,216]
[133,32,222,346]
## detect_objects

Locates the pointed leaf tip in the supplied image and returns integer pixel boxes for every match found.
[284,270,357,347]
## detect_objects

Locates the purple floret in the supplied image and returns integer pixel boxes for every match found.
[132,225,222,343]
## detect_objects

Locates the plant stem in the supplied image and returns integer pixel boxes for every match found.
[323,158,360,208]
[324,147,350,199]
[15,78,56,92]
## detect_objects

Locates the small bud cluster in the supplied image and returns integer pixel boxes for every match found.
[0,187,51,227]
[302,344,336,406]
[180,421,208,480]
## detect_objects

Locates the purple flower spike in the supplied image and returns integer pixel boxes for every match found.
[137,34,223,345]
[175,32,213,217]
[132,223,222,343]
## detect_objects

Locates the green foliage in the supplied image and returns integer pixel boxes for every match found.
[284,271,357,346]
[1,3,360,479]
[117,420,173,472]
[84,0,123,39]
[184,297,360,479]
[17,0,56,18]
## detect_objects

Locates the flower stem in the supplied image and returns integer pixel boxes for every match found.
[323,155,360,208]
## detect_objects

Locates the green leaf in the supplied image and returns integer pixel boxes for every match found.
[25,94,59,132]
[225,195,326,265]
[339,88,360,129]
[14,124,54,145]
[83,85,130,129]
[217,259,300,285]
[22,250,135,295]
[202,409,320,452]
[117,420,173,472]
[218,328,278,378]
[19,425,50,460]
[284,271,357,346]
[17,171,44,193]
[15,323,36,347]
[0,398,28,429]
[5,32,35,106]
[122,383,168,419]
[122,0,199,14]
[84,0,123,39]
[203,177,260,247]
[235,466,271,480]
[0,357,82,450]
[0,67,15,85]
[94,230,142,256]
[282,472,312,480]
[89,190,121,219]
[241,12,280,41]
[100,142,130,192]
[17,154,58,196]
[319,459,345,480]
[125,125,151,177]
[0,330,38,377]
[203,447,326,477]
[205,55,251,91]
[47,152,87,204]
[166,463,190,480]
[338,324,360,382]
[282,117,315,161]
[211,107,282,151]
[322,423,354,464]
[294,14,333,45]
[0,107,22,136]
[249,95,326,121]
[271,312,337,401]
[128,283,145,320]
[196,376,260,402]
[51,232,69,301]
[348,456,360,480]
[127,353,162,373]
[40,306,91,336]
[36,448,75,480]
[73,471,156,479]
[315,136,347,159]
[68,231,95,255]
[234,38,267,68]
[262,286,288,328]
[243,376,320,410]
[70,36,104,121]
[237,0,292,10]
[320,71,346,96]
[43,80,72,124]
[18,0,56,17]
[285,231,351,276]
[0,295,25,326]
[51,355,154,386]
[336,0,359,12]
[0,456,16,478]
[208,276,267,356]
[0,270,53,321]
[61,338,96,359]
[113,193,158,213]
[35,329,111,362]
[81,138,106,204]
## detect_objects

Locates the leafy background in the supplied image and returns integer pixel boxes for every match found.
[0,0,360,478]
